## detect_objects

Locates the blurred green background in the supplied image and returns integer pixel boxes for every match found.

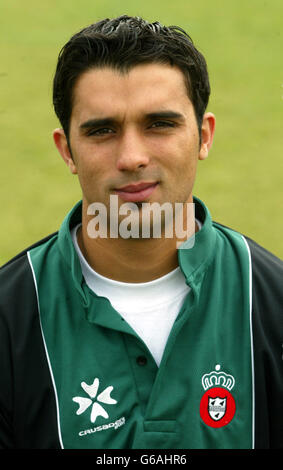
[1,0,282,265]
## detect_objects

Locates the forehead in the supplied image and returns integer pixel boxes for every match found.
[71,63,192,121]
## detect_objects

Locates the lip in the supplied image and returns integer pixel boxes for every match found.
[114,182,159,202]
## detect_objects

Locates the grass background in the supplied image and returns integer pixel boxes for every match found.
[0,0,282,265]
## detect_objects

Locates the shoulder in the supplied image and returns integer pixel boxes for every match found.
[213,221,283,326]
[244,234,283,278]
[213,221,283,281]
[0,232,58,273]
[218,224,283,367]
[243,235,283,343]
[0,232,58,320]
[1,232,58,272]
[243,235,283,307]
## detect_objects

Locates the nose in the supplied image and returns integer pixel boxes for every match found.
[116,129,150,172]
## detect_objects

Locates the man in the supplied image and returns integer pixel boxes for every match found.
[0,15,282,450]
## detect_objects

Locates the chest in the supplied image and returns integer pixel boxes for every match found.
[39,277,254,449]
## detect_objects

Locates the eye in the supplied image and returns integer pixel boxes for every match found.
[86,128,115,137]
[150,121,176,129]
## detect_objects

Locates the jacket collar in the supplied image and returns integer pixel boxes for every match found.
[57,196,216,306]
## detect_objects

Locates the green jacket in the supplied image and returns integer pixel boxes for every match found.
[0,197,282,449]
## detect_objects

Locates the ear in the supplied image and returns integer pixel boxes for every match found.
[53,128,78,174]
[198,112,216,161]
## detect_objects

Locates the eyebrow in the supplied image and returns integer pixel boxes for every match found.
[145,111,185,121]
[79,117,116,130]
[79,110,185,130]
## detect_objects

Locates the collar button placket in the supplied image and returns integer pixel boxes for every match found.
[136,355,147,366]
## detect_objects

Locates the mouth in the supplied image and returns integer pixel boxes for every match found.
[114,182,159,202]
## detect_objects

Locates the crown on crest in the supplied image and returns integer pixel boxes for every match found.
[201,364,235,391]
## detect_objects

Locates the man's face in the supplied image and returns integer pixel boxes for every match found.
[55,63,214,226]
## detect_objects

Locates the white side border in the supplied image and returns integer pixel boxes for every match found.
[27,251,64,449]
[241,236,255,449]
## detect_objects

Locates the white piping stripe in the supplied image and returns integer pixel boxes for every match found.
[27,251,64,449]
[241,236,255,449]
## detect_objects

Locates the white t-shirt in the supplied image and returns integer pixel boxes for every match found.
[71,221,201,366]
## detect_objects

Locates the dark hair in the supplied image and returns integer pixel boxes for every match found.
[53,15,210,138]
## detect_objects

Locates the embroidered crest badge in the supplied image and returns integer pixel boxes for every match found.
[200,364,236,428]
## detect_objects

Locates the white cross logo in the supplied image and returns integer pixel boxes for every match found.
[72,377,117,423]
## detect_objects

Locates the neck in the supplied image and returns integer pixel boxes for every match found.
[78,198,197,283]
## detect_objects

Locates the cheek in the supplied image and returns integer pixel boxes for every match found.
[72,151,104,197]
[162,138,199,200]
[72,142,105,178]
[162,137,199,176]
